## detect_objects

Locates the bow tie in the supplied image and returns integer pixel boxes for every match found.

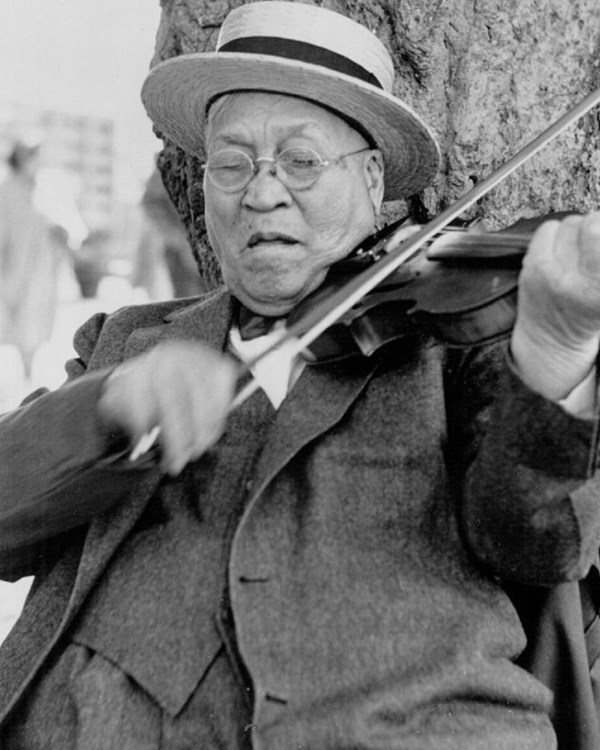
[236,302,285,340]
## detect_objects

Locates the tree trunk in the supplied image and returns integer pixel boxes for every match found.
[149,0,600,289]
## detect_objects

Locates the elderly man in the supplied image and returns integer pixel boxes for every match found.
[0,3,599,748]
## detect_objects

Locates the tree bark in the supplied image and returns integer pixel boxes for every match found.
[148,0,600,288]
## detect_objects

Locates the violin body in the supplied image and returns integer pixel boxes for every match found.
[290,213,572,363]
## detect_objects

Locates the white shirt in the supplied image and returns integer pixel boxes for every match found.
[229,321,306,409]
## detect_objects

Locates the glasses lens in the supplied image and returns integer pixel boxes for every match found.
[277,148,323,188]
[207,150,253,191]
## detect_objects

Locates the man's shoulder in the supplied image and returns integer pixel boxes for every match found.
[84,287,227,339]
[73,287,229,369]
[106,287,227,329]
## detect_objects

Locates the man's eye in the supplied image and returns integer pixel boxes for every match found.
[283,151,320,169]
[216,162,246,172]
[211,152,249,171]
[291,159,316,169]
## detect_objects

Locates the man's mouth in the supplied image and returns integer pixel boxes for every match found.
[247,232,298,247]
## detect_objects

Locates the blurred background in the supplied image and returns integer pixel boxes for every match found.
[0,0,186,643]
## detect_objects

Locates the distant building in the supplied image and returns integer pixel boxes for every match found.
[0,99,115,231]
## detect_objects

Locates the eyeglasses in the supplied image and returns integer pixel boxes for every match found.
[202,146,371,193]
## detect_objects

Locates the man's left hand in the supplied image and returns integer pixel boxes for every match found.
[511,211,600,400]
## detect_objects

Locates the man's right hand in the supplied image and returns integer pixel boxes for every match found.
[98,341,239,476]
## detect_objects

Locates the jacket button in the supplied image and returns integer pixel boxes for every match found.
[264,692,288,705]
[239,575,270,583]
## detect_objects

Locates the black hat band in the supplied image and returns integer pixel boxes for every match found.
[218,37,383,90]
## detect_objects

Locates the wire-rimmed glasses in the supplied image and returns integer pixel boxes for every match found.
[202,146,371,193]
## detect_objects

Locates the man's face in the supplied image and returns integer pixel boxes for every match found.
[204,92,384,315]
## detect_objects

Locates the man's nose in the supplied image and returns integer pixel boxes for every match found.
[254,156,278,178]
[243,158,291,208]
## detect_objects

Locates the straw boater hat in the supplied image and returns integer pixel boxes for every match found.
[141,1,440,201]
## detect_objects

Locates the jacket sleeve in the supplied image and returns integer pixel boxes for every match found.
[459,354,600,586]
[0,313,157,580]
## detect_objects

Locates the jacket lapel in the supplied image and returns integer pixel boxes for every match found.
[250,357,380,501]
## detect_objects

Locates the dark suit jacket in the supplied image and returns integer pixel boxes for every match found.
[0,289,599,749]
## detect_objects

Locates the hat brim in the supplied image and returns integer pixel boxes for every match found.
[141,52,440,201]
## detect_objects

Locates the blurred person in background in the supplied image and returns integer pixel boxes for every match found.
[71,229,111,299]
[0,137,73,380]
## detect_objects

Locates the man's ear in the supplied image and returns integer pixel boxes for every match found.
[364,150,385,215]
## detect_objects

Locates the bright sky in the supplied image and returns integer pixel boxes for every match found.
[0,0,163,199]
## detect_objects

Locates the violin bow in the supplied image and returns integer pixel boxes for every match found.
[130,86,600,459]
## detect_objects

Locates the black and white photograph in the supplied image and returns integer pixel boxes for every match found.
[0,2,599,748]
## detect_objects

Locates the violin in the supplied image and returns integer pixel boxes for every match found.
[287,213,573,362]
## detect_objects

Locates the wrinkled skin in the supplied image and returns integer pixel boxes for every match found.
[203,92,385,317]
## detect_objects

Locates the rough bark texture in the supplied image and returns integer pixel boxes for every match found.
[147,0,600,289]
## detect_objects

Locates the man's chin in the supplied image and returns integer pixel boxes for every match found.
[234,270,327,316]
[238,287,309,317]
[241,298,298,317]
